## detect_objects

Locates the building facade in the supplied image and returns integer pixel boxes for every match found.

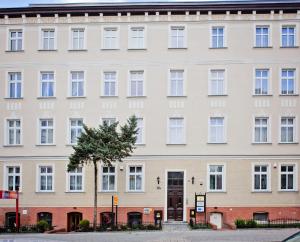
[0,0,300,231]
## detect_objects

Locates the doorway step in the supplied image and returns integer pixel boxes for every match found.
[162,221,190,231]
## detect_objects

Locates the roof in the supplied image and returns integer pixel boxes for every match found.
[1,0,300,17]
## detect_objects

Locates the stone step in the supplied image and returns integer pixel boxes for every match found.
[162,222,190,232]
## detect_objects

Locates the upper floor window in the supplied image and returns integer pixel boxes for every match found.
[255,69,269,95]
[39,119,54,145]
[209,117,225,143]
[41,29,55,50]
[253,164,270,191]
[68,167,83,192]
[136,118,144,145]
[40,72,54,97]
[102,71,117,97]
[255,26,270,47]
[70,118,83,144]
[281,26,296,47]
[38,165,54,192]
[6,166,20,191]
[71,28,85,50]
[6,119,21,145]
[254,117,269,143]
[281,69,296,95]
[8,72,22,99]
[211,26,224,48]
[280,164,297,191]
[129,27,145,49]
[9,30,23,51]
[128,165,143,192]
[168,117,185,144]
[209,69,225,95]
[208,165,225,192]
[169,26,186,48]
[103,27,119,49]
[70,71,84,97]
[102,117,116,126]
[280,117,296,143]
[102,166,116,192]
[129,71,144,97]
[169,70,184,96]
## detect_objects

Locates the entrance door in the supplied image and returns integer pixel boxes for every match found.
[5,212,20,229]
[167,172,184,221]
[210,213,222,229]
[67,212,82,232]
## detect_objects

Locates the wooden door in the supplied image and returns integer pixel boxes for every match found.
[67,212,82,232]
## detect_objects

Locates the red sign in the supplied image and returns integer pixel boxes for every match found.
[0,190,18,199]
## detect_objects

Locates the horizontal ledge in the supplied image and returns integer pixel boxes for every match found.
[253,46,273,49]
[209,47,228,49]
[252,94,273,97]
[38,49,58,52]
[5,50,24,53]
[3,145,24,147]
[68,49,88,52]
[37,97,56,99]
[280,46,299,49]
[100,95,119,98]
[66,96,86,99]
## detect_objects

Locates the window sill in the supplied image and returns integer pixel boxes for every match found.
[252,142,272,145]
[38,49,58,52]
[101,48,120,51]
[3,145,23,147]
[68,49,88,52]
[36,144,56,146]
[127,96,147,98]
[128,48,147,50]
[209,47,227,49]
[207,142,227,144]
[280,46,299,49]
[35,191,55,193]
[206,190,226,193]
[208,94,228,97]
[166,143,186,145]
[167,95,187,98]
[278,190,298,192]
[66,96,86,99]
[65,191,85,193]
[253,46,273,49]
[66,144,76,147]
[168,47,188,50]
[252,94,273,97]
[125,191,145,193]
[100,95,118,98]
[5,50,24,53]
[278,142,299,144]
[136,143,146,146]
[279,94,299,96]
[4,97,24,100]
[251,190,272,193]
[99,191,117,193]
[37,97,56,99]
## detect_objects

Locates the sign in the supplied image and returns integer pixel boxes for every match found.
[0,190,18,199]
[113,195,118,206]
[195,193,206,213]
[144,208,151,215]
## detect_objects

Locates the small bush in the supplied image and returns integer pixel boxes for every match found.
[36,220,49,233]
[78,219,90,232]
[246,220,257,228]
[120,224,128,231]
[235,219,246,228]
[146,224,157,230]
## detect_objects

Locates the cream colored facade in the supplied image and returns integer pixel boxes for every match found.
[0,1,300,229]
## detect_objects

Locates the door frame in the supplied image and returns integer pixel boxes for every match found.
[164,169,186,222]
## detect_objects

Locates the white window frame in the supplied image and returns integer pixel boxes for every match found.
[136,117,145,145]
[254,69,270,95]
[279,116,297,143]
[38,118,55,145]
[39,27,57,50]
[39,71,55,98]
[128,25,146,49]
[101,26,120,50]
[208,69,226,95]
[278,163,298,192]
[210,25,226,48]
[253,116,271,143]
[126,163,145,192]
[68,118,84,145]
[5,118,22,146]
[252,163,271,192]
[167,116,186,145]
[7,28,24,51]
[254,25,272,48]
[3,164,22,192]
[168,69,185,96]
[100,164,117,192]
[66,166,84,192]
[208,116,226,144]
[101,117,117,126]
[7,71,23,99]
[281,24,297,48]
[128,70,145,97]
[69,71,85,97]
[36,164,55,192]
[168,25,187,49]
[280,68,297,95]
[207,163,226,192]
[69,26,86,50]
[101,71,118,97]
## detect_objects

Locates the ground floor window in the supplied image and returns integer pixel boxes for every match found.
[253,212,269,222]
[5,212,20,228]
[127,212,142,228]
[100,212,115,228]
[37,212,53,227]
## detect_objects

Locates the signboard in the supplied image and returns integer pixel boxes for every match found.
[113,196,118,206]
[0,190,18,199]
[195,193,206,213]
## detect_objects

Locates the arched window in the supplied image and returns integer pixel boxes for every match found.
[5,212,20,229]
[37,212,53,227]
[127,212,142,227]
[100,212,115,228]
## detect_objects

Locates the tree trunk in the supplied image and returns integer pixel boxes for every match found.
[93,162,98,231]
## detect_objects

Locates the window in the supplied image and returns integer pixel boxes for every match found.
[170,26,186,48]
[38,165,54,192]
[209,70,225,95]
[211,27,224,48]
[129,27,145,49]
[209,117,225,143]
[39,119,54,145]
[253,212,269,222]
[102,166,116,192]
[6,166,20,191]
[168,117,185,144]
[102,118,116,126]
[129,71,144,96]
[9,30,23,51]
[127,212,142,228]
[255,26,270,47]
[71,28,84,50]
[37,212,53,227]
[41,29,55,50]
[208,165,225,191]
[280,164,297,191]
[6,119,21,145]
[281,69,295,95]
[68,167,83,192]
[254,117,269,143]
[255,69,269,95]
[70,71,84,97]
[169,70,184,96]
[128,165,143,192]
[8,72,22,98]
[253,164,270,191]
[136,118,144,144]
[103,27,118,49]
[70,119,83,144]
[40,72,54,97]
[282,26,296,47]
[280,117,295,143]
[102,72,117,96]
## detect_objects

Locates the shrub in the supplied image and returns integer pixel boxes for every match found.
[235,219,246,228]
[146,224,157,230]
[246,220,257,228]
[78,219,90,232]
[120,224,128,230]
[36,220,49,233]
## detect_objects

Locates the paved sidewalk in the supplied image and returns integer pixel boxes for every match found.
[0,228,299,242]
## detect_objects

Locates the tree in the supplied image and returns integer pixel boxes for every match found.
[67,116,137,231]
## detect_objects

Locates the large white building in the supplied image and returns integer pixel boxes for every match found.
[0,0,299,231]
